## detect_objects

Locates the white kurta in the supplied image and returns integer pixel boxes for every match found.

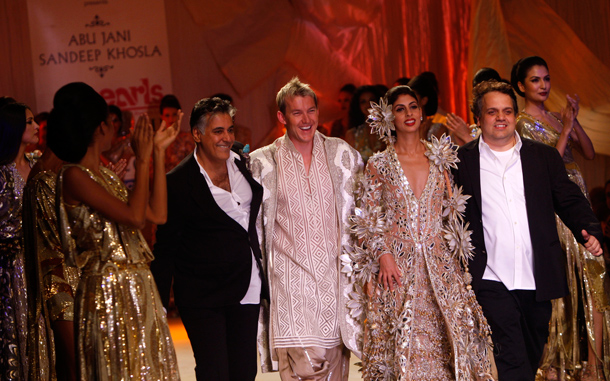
[250,131,363,372]
[272,135,340,348]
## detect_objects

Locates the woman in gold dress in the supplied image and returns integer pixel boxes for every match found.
[24,146,80,381]
[345,85,495,380]
[511,56,608,381]
[47,82,181,380]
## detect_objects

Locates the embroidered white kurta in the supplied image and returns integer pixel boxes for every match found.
[251,132,363,372]
[272,135,340,348]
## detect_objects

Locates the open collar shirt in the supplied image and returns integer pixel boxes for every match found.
[194,147,262,304]
[479,133,536,290]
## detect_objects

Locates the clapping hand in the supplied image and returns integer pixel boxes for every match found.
[566,94,580,118]
[132,113,154,161]
[154,110,182,151]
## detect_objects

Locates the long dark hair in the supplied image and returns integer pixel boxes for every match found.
[510,56,549,97]
[0,102,29,165]
[348,85,384,129]
[384,85,419,107]
[407,73,438,117]
[47,82,109,163]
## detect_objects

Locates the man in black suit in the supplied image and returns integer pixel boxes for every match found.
[453,81,603,380]
[152,97,267,381]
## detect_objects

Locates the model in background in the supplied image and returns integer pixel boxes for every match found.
[0,101,39,380]
[512,56,607,381]
[48,82,180,380]
[162,94,195,173]
[345,85,385,162]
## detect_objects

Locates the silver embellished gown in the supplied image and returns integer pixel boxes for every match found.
[57,165,180,380]
[349,141,495,381]
[0,163,28,380]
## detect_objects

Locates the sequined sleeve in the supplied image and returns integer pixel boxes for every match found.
[0,166,21,240]
[359,156,392,259]
[30,172,80,321]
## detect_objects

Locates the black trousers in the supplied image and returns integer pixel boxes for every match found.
[178,303,260,381]
[476,280,552,381]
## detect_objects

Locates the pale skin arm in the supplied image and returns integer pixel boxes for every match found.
[145,111,181,224]
[62,117,154,229]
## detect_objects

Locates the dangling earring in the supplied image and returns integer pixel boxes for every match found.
[420,116,423,121]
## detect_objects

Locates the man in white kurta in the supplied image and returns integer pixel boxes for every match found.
[251,77,362,380]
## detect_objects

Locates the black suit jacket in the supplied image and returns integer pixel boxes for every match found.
[152,152,268,310]
[453,137,602,301]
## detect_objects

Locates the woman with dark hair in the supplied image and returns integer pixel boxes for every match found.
[345,85,385,162]
[408,73,448,141]
[47,82,180,380]
[0,102,39,380]
[346,86,495,380]
[511,56,607,381]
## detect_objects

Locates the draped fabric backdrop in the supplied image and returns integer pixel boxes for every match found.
[1,0,609,187]
[469,0,610,188]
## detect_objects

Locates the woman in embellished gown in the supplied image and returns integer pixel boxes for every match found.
[0,102,39,380]
[511,56,608,381]
[46,82,181,380]
[345,85,495,380]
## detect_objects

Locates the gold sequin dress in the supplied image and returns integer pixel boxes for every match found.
[350,143,495,380]
[518,112,610,380]
[23,169,81,380]
[57,165,180,380]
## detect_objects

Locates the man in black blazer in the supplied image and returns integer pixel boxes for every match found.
[453,81,603,380]
[152,97,267,381]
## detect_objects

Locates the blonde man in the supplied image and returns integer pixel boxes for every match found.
[251,78,362,380]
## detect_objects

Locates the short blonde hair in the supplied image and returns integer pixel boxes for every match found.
[276,77,318,114]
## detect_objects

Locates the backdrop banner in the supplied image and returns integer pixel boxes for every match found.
[27,0,172,117]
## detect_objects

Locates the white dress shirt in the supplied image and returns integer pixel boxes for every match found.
[194,148,262,304]
[479,133,536,290]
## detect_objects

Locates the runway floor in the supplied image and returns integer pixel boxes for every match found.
[168,318,363,380]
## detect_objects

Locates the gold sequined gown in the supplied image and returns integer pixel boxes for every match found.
[355,145,495,380]
[347,123,385,163]
[23,169,81,380]
[0,163,28,380]
[57,165,180,380]
[517,112,610,380]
